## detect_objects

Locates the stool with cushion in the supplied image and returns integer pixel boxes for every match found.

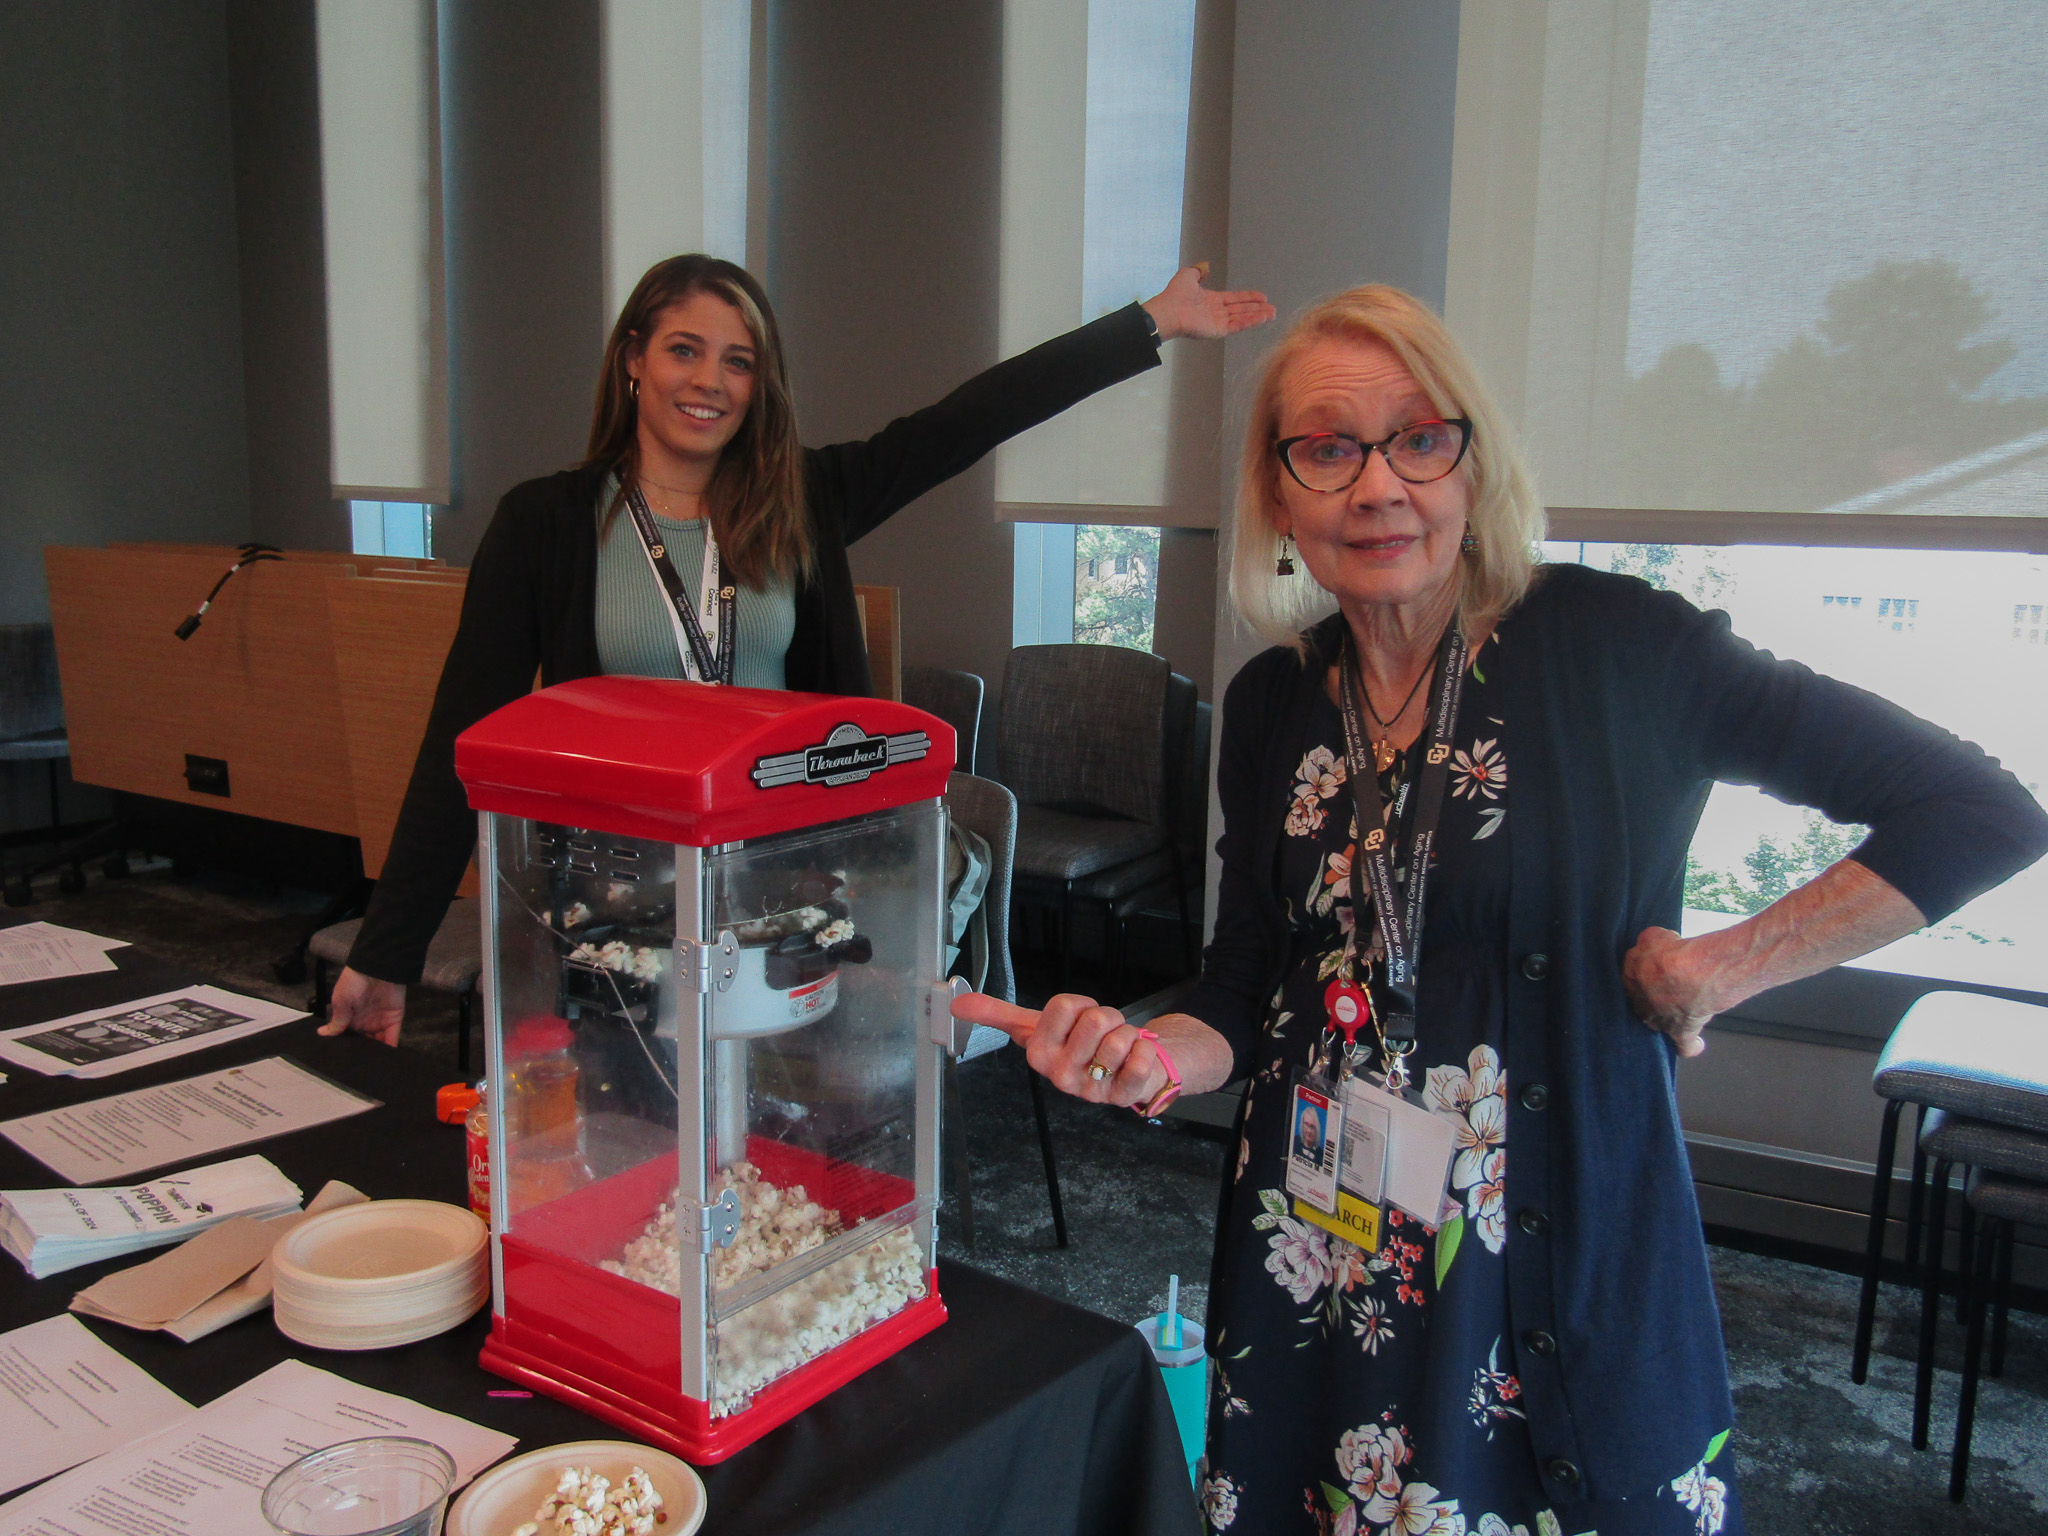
[310,897,483,1073]
[1852,990,2048,1404]
[1911,1107,2048,1452]
[1950,1167,2048,1500]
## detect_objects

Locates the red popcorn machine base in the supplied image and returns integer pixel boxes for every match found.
[481,1286,947,1465]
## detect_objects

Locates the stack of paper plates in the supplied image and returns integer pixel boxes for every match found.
[273,1200,488,1350]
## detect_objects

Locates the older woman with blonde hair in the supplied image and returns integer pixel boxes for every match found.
[957,284,2047,1534]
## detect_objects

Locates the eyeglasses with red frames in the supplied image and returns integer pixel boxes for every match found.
[1275,418,1474,492]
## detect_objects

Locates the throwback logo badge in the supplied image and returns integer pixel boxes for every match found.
[751,721,931,789]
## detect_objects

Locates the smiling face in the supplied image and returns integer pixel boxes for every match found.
[626,289,758,478]
[1271,336,1472,622]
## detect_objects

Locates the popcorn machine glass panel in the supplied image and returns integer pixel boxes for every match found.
[697,805,939,1417]
[489,824,681,1231]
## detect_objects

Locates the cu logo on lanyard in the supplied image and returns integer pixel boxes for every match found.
[1427,744,1450,765]
[1363,828,1386,851]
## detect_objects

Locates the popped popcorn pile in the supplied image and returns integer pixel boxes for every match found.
[710,1221,926,1416]
[814,918,856,948]
[569,940,662,983]
[512,1464,667,1536]
[599,1161,928,1417]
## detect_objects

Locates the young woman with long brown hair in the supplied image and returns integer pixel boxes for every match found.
[322,253,1273,1045]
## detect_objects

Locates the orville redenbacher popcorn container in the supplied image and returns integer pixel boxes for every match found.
[456,677,964,1462]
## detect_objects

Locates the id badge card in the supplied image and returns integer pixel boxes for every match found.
[1343,1077,1459,1227]
[1284,1072,1344,1215]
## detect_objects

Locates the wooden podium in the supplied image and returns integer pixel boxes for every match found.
[46,546,903,887]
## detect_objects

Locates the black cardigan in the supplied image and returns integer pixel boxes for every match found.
[348,304,1161,985]
[1185,565,2048,1504]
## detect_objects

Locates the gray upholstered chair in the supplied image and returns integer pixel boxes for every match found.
[904,666,984,778]
[943,771,1069,1248]
[1848,990,2048,1448]
[310,897,484,1073]
[1,624,83,902]
[998,644,1178,992]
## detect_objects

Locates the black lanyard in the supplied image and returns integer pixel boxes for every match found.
[1334,619,1468,1055]
[624,484,735,686]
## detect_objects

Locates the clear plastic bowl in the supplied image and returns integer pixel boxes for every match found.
[262,1437,458,1536]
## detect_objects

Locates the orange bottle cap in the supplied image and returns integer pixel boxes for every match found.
[437,1082,482,1124]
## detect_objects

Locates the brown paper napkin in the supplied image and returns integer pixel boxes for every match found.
[72,1180,368,1340]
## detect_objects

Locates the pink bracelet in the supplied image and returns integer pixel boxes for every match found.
[1132,1028,1183,1119]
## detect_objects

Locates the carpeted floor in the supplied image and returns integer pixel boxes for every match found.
[12,863,2048,1531]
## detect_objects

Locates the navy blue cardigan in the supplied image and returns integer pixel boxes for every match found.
[1185,563,2048,1504]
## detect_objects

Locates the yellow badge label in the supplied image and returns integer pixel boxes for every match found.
[1294,1192,1381,1250]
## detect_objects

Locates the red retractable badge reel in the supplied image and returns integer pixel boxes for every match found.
[1324,979,1371,1048]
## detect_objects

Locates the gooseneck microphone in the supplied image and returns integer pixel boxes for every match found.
[173,543,284,640]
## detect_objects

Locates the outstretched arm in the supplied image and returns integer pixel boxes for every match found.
[951,991,1237,1109]
[1142,263,1277,341]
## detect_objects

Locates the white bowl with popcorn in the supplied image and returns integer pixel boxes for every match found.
[445,1441,704,1536]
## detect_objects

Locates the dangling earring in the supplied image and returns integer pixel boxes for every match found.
[1460,525,1478,555]
[1276,532,1296,576]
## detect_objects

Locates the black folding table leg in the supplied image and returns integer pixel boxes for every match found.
[1913,1158,1952,1450]
[1028,1069,1069,1249]
[1852,1097,1903,1383]
[1950,1216,1998,1503]
[1904,1110,1929,1285]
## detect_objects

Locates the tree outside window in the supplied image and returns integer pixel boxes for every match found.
[1073,524,1161,650]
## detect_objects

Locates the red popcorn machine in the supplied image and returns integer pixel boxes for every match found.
[455,676,971,1462]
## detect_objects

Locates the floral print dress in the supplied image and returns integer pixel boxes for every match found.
[1200,640,1735,1536]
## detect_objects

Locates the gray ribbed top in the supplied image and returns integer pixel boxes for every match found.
[593,477,795,689]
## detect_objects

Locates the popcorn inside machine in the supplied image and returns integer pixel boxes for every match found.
[456,677,968,1461]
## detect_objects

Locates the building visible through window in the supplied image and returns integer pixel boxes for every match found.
[2016,602,2046,644]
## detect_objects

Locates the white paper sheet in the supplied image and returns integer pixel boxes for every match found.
[0,1057,379,1184]
[0,1358,516,1535]
[0,925,120,988]
[0,986,306,1079]
[0,1314,194,1497]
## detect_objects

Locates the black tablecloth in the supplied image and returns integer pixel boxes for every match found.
[0,938,1198,1535]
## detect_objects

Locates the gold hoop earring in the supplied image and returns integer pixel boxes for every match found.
[628,376,639,399]
[1276,532,1296,576]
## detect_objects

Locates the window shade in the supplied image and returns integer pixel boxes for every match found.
[996,0,1206,526]
[1446,0,2048,545]
[315,0,449,503]
[601,0,752,324]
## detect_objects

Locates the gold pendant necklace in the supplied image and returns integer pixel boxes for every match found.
[1372,735,1398,774]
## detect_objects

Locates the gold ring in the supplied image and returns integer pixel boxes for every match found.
[1086,1061,1112,1081]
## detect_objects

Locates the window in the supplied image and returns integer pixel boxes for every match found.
[1547,542,2048,991]
[1449,1,2048,538]
[1012,523,1163,652]
[1073,526,1161,649]
[350,502,434,559]
[2016,603,2046,645]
